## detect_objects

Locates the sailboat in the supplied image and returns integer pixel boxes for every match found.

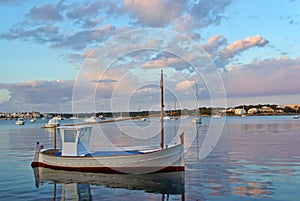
[31,70,184,174]
[192,83,202,124]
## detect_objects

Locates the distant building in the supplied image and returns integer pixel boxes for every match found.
[259,106,274,113]
[247,108,258,114]
[234,109,246,115]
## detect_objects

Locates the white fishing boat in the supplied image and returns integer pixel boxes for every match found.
[15,118,25,125]
[98,115,106,120]
[44,118,60,128]
[31,70,184,174]
[52,116,63,120]
[70,115,78,120]
[30,118,36,123]
[84,116,98,123]
[192,83,202,124]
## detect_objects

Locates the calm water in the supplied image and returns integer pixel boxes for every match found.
[0,116,299,200]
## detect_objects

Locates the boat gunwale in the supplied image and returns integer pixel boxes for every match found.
[39,143,183,159]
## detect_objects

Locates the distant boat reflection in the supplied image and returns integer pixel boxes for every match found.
[33,167,185,200]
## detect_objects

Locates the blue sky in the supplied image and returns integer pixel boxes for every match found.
[0,0,299,113]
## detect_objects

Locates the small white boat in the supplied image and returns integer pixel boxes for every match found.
[44,118,60,128]
[84,116,98,123]
[15,118,25,125]
[140,117,147,121]
[163,116,172,120]
[98,115,106,120]
[192,117,201,124]
[31,70,184,174]
[70,116,78,120]
[291,115,299,119]
[30,118,36,123]
[52,116,63,120]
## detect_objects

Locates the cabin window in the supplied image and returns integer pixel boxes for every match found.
[64,130,76,143]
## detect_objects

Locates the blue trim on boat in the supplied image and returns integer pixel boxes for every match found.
[85,150,143,157]
[53,150,143,157]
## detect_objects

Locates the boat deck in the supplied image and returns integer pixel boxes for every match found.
[51,150,144,157]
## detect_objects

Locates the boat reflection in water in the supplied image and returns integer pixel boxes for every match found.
[33,167,185,200]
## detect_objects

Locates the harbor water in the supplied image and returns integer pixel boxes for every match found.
[0,116,299,200]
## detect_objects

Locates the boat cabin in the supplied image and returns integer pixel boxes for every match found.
[58,126,92,156]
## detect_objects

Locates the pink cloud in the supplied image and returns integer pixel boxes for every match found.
[175,80,196,91]
[143,57,185,69]
[223,56,300,97]
[220,35,269,60]
[202,35,227,56]
[123,0,183,27]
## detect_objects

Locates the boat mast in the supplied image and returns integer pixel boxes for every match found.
[195,82,199,118]
[160,69,164,149]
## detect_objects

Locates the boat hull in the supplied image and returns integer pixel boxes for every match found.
[32,144,184,174]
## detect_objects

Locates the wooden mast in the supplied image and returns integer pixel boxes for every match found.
[160,69,164,149]
[54,126,57,150]
[195,82,199,118]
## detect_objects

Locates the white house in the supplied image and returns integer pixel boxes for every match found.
[234,109,246,115]
[247,108,258,114]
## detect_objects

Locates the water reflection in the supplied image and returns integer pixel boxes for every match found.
[33,167,185,200]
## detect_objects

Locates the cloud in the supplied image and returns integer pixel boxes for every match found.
[0,89,11,103]
[0,80,74,111]
[50,24,117,50]
[175,80,196,91]
[190,0,232,28]
[66,1,115,20]
[143,56,187,70]
[123,0,184,27]
[202,35,227,56]
[0,0,234,52]
[214,35,269,69]
[28,1,64,22]
[223,56,300,97]
[0,25,60,44]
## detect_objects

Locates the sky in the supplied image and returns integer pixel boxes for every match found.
[0,0,300,113]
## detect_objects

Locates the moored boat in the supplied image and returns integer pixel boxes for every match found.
[31,70,184,174]
[44,118,60,128]
[84,116,98,123]
[16,118,25,125]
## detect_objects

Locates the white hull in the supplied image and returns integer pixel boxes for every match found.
[32,143,184,174]
[84,116,99,123]
[16,118,25,125]
[43,123,59,128]
[44,118,60,128]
